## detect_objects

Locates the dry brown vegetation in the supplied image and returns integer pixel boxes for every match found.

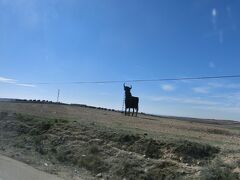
[0,102,240,179]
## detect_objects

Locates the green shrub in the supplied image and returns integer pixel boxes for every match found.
[115,158,146,179]
[29,128,41,135]
[145,139,162,159]
[89,145,100,154]
[118,134,141,145]
[207,129,231,135]
[56,149,72,162]
[146,161,183,180]
[37,120,53,131]
[78,155,108,174]
[200,158,239,180]
[115,159,182,180]
[16,114,34,122]
[0,112,8,119]
[172,140,220,160]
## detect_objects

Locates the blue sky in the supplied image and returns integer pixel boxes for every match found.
[1,0,240,120]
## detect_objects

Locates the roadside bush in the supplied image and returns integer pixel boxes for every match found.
[0,112,8,119]
[16,114,34,122]
[145,139,162,159]
[207,129,231,135]
[37,120,53,131]
[118,134,141,145]
[33,135,48,155]
[16,114,69,134]
[17,123,31,134]
[172,140,220,160]
[78,155,109,174]
[115,158,146,179]
[115,158,183,180]
[200,158,239,180]
[56,149,72,162]
[146,161,184,180]
[89,144,100,154]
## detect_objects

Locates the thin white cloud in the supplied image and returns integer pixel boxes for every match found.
[209,61,216,68]
[208,82,240,89]
[211,92,240,102]
[147,96,219,106]
[0,76,16,83]
[145,94,240,120]
[161,84,175,92]
[196,105,240,114]
[212,8,217,30]
[16,83,36,88]
[0,76,36,88]
[210,8,224,44]
[193,87,209,94]
[226,6,232,19]
[212,8,217,17]
[227,84,240,89]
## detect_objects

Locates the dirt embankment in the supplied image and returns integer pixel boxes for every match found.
[0,112,229,179]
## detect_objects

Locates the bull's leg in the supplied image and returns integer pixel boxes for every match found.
[125,108,127,116]
[128,108,130,116]
[136,107,138,117]
[132,108,134,116]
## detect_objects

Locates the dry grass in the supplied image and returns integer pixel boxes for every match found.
[0,102,240,179]
[1,102,239,146]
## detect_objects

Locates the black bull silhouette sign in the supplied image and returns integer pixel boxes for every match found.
[123,83,139,116]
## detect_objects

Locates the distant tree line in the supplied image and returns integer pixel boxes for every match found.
[11,99,121,113]
[13,99,65,105]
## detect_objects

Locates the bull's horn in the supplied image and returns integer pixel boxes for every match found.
[130,85,132,89]
[123,83,125,87]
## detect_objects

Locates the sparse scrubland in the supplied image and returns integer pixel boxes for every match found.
[0,102,240,179]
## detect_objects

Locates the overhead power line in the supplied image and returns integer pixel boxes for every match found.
[22,74,240,85]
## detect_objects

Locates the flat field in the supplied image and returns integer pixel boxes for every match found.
[0,102,240,179]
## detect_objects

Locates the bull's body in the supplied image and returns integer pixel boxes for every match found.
[124,84,139,116]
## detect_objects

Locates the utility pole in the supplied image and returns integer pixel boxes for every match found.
[57,89,60,103]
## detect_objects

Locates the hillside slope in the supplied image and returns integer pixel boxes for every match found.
[0,102,240,179]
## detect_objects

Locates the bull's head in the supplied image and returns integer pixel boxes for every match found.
[124,83,132,91]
